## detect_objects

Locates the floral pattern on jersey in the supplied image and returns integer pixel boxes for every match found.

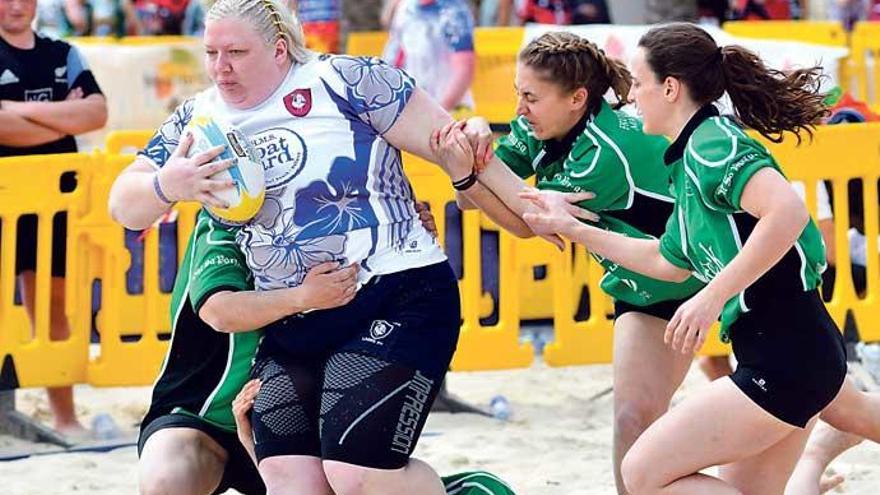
[329,55,414,134]
[240,195,348,288]
[139,98,194,167]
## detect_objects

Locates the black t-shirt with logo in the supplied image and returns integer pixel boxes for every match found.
[0,32,103,157]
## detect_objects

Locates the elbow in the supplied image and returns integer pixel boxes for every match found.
[107,187,150,231]
[666,268,692,284]
[199,298,235,333]
[511,224,536,239]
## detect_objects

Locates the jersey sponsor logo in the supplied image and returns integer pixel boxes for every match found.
[25,88,53,101]
[363,319,400,345]
[284,88,312,117]
[54,66,67,83]
[0,69,19,85]
[391,370,434,455]
[251,127,307,189]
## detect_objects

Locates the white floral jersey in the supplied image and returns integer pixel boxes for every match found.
[139,55,447,290]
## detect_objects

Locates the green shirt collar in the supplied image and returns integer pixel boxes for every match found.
[663,104,720,165]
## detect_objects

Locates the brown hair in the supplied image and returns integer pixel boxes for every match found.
[638,22,828,143]
[519,31,632,114]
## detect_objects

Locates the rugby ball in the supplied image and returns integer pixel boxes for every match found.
[185,116,265,225]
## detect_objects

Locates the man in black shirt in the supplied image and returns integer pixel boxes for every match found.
[0,0,107,437]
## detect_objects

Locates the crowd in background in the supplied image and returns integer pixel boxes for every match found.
[30,0,880,43]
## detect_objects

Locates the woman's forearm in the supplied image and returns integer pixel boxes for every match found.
[703,196,809,304]
[199,287,310,333]
[108,165,173,230]
[566,224,691,282]
[456,183,534,238]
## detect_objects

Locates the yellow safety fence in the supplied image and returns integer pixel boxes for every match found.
[346,21,880,121]
[0,123,878,391]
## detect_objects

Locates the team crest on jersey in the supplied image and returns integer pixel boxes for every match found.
[284,88,312,117]
[251,128,308,189]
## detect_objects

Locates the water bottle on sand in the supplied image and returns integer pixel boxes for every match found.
[490,395,511,421]
[92,413,121,440]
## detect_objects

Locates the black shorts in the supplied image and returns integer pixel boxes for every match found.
[253,261,461,469]
[15,213,67,277]
[613,297,685,322]
[729,290,847,428]
[138,414,265,495]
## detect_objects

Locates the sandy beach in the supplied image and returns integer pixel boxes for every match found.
[1,360,879,495]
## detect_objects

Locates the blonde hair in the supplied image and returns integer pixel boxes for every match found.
[205,0,312,64]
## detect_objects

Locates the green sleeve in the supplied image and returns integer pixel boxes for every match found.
[658,207,693,270]
[686,123,778,212]
[494,116,540,179]
[189,211,253,313]
[537,136,630,212]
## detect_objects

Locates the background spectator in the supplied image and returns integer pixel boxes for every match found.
[133,0,188,35]
[293,0,340,52]
[0,0,108,437]
[645,0,697,22]
[383,0,476,111]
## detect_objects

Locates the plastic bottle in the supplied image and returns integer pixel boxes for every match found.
[91,413,120,441]
[490,395,511,421]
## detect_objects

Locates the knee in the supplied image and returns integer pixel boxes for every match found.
[260,457,329,495]
[324,461,390,495]
[138,465,190,495]
[615,399,664,440]
[621,448,658,495]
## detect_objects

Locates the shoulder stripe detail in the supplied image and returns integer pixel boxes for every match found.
[794,241,809,291]
[634,187,674,203]
[686,117,738,168]
[198,333,236,416]
[569,127,601,178]
[151,227,199,389]
[587,122,634,209]
[206,217,237,246]
[683,156,724,212]
[726,214,750,313]
[530,149,546,172]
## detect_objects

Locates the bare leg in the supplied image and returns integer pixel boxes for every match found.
[612,312,692,495]
[138,427,227,495]
[720,417,816,495]
[698,355,734,382]
[258,455,332,495]
[785,421,863,495]
[324,457,445,495]
[19,273,85,435]
[621,378,802,494]
[819,376,880,442]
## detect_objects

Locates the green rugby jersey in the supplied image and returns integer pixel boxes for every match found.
[495,100,704,306]
[144,210,261,432]
[658,105,827,341]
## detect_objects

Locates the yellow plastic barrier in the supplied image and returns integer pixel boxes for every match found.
[2,124,879,390]
[344,31,388,57]
[850,21,880,111]
[722,20,847,47]
[0,154,93,389]
[472,27,523,124]
[757,123,880,342]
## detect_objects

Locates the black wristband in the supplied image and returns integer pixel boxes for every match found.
[452,169,478,191]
